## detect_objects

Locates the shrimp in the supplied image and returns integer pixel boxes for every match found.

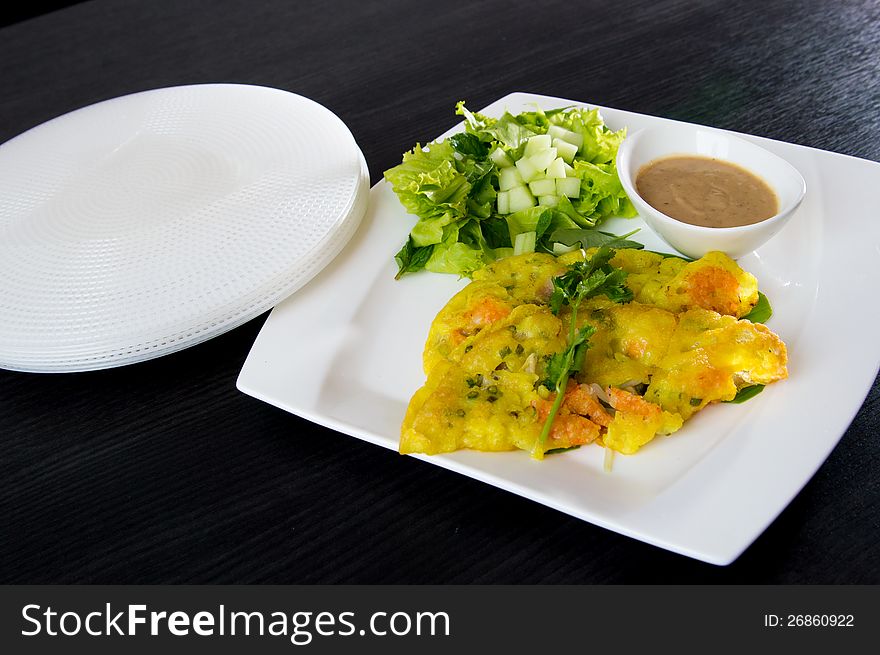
[563,381,613,427]
[464,295,512,327]
[606,386,661,419]
[532,380,609,447]
[545,414,601,448]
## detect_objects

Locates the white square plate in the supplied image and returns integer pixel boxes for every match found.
[237,92,880,564]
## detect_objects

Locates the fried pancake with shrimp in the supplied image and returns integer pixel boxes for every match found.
[402,250,786,458]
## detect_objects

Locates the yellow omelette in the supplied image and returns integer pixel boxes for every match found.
[401,250,787,457]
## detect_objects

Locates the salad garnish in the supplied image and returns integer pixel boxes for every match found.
[384,102,636,278]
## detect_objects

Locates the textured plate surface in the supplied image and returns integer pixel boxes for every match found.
[237,92,880,564]
[0,84,368,372]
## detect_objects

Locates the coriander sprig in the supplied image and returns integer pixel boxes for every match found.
[532,246,633,459]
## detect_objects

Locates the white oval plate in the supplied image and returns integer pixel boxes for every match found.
[0,84,369,372]
[237,92,880,565]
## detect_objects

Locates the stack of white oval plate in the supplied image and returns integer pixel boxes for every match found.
[0,84,369,372]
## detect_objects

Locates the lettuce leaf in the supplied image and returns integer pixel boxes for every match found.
[424,223,486,275]
[549,107,625,165]
[457,102,545,154]
[570,160,637,222]
[383,141,473,246]
[505,207,551,244]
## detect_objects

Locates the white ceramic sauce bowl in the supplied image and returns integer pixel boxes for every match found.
[616,124,806,259]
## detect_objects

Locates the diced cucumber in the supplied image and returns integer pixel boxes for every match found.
[499,167,524,191]
[556,177,581,198]
[545,157,567,179]
[547,125,568,140]
[514,157,542,183]
[513,231,537,255]
[497,189,510,214]
[507,185,536,212]
[523,134,553,157]
[490,147,514,168]
[552,138,578,164]
[528,178,556,196]
[528,148,557,171]
[538,195,559,207]
[548,125,584,150]
[553,241,579,255]
[563,161,575,175]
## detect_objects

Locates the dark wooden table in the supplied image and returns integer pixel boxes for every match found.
[1,0,878,584]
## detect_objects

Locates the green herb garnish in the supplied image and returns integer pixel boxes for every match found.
[394,237,434,279]
[725,384,765,404]
[548,228,644,252]
[481,217,512,249]
[742,292,772,324]
[447,132,490,158]
[532,246,632,459]
[544,445,582,455]
[644,249,694,261]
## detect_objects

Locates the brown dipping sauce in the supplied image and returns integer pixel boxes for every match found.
[636,156,778,228]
